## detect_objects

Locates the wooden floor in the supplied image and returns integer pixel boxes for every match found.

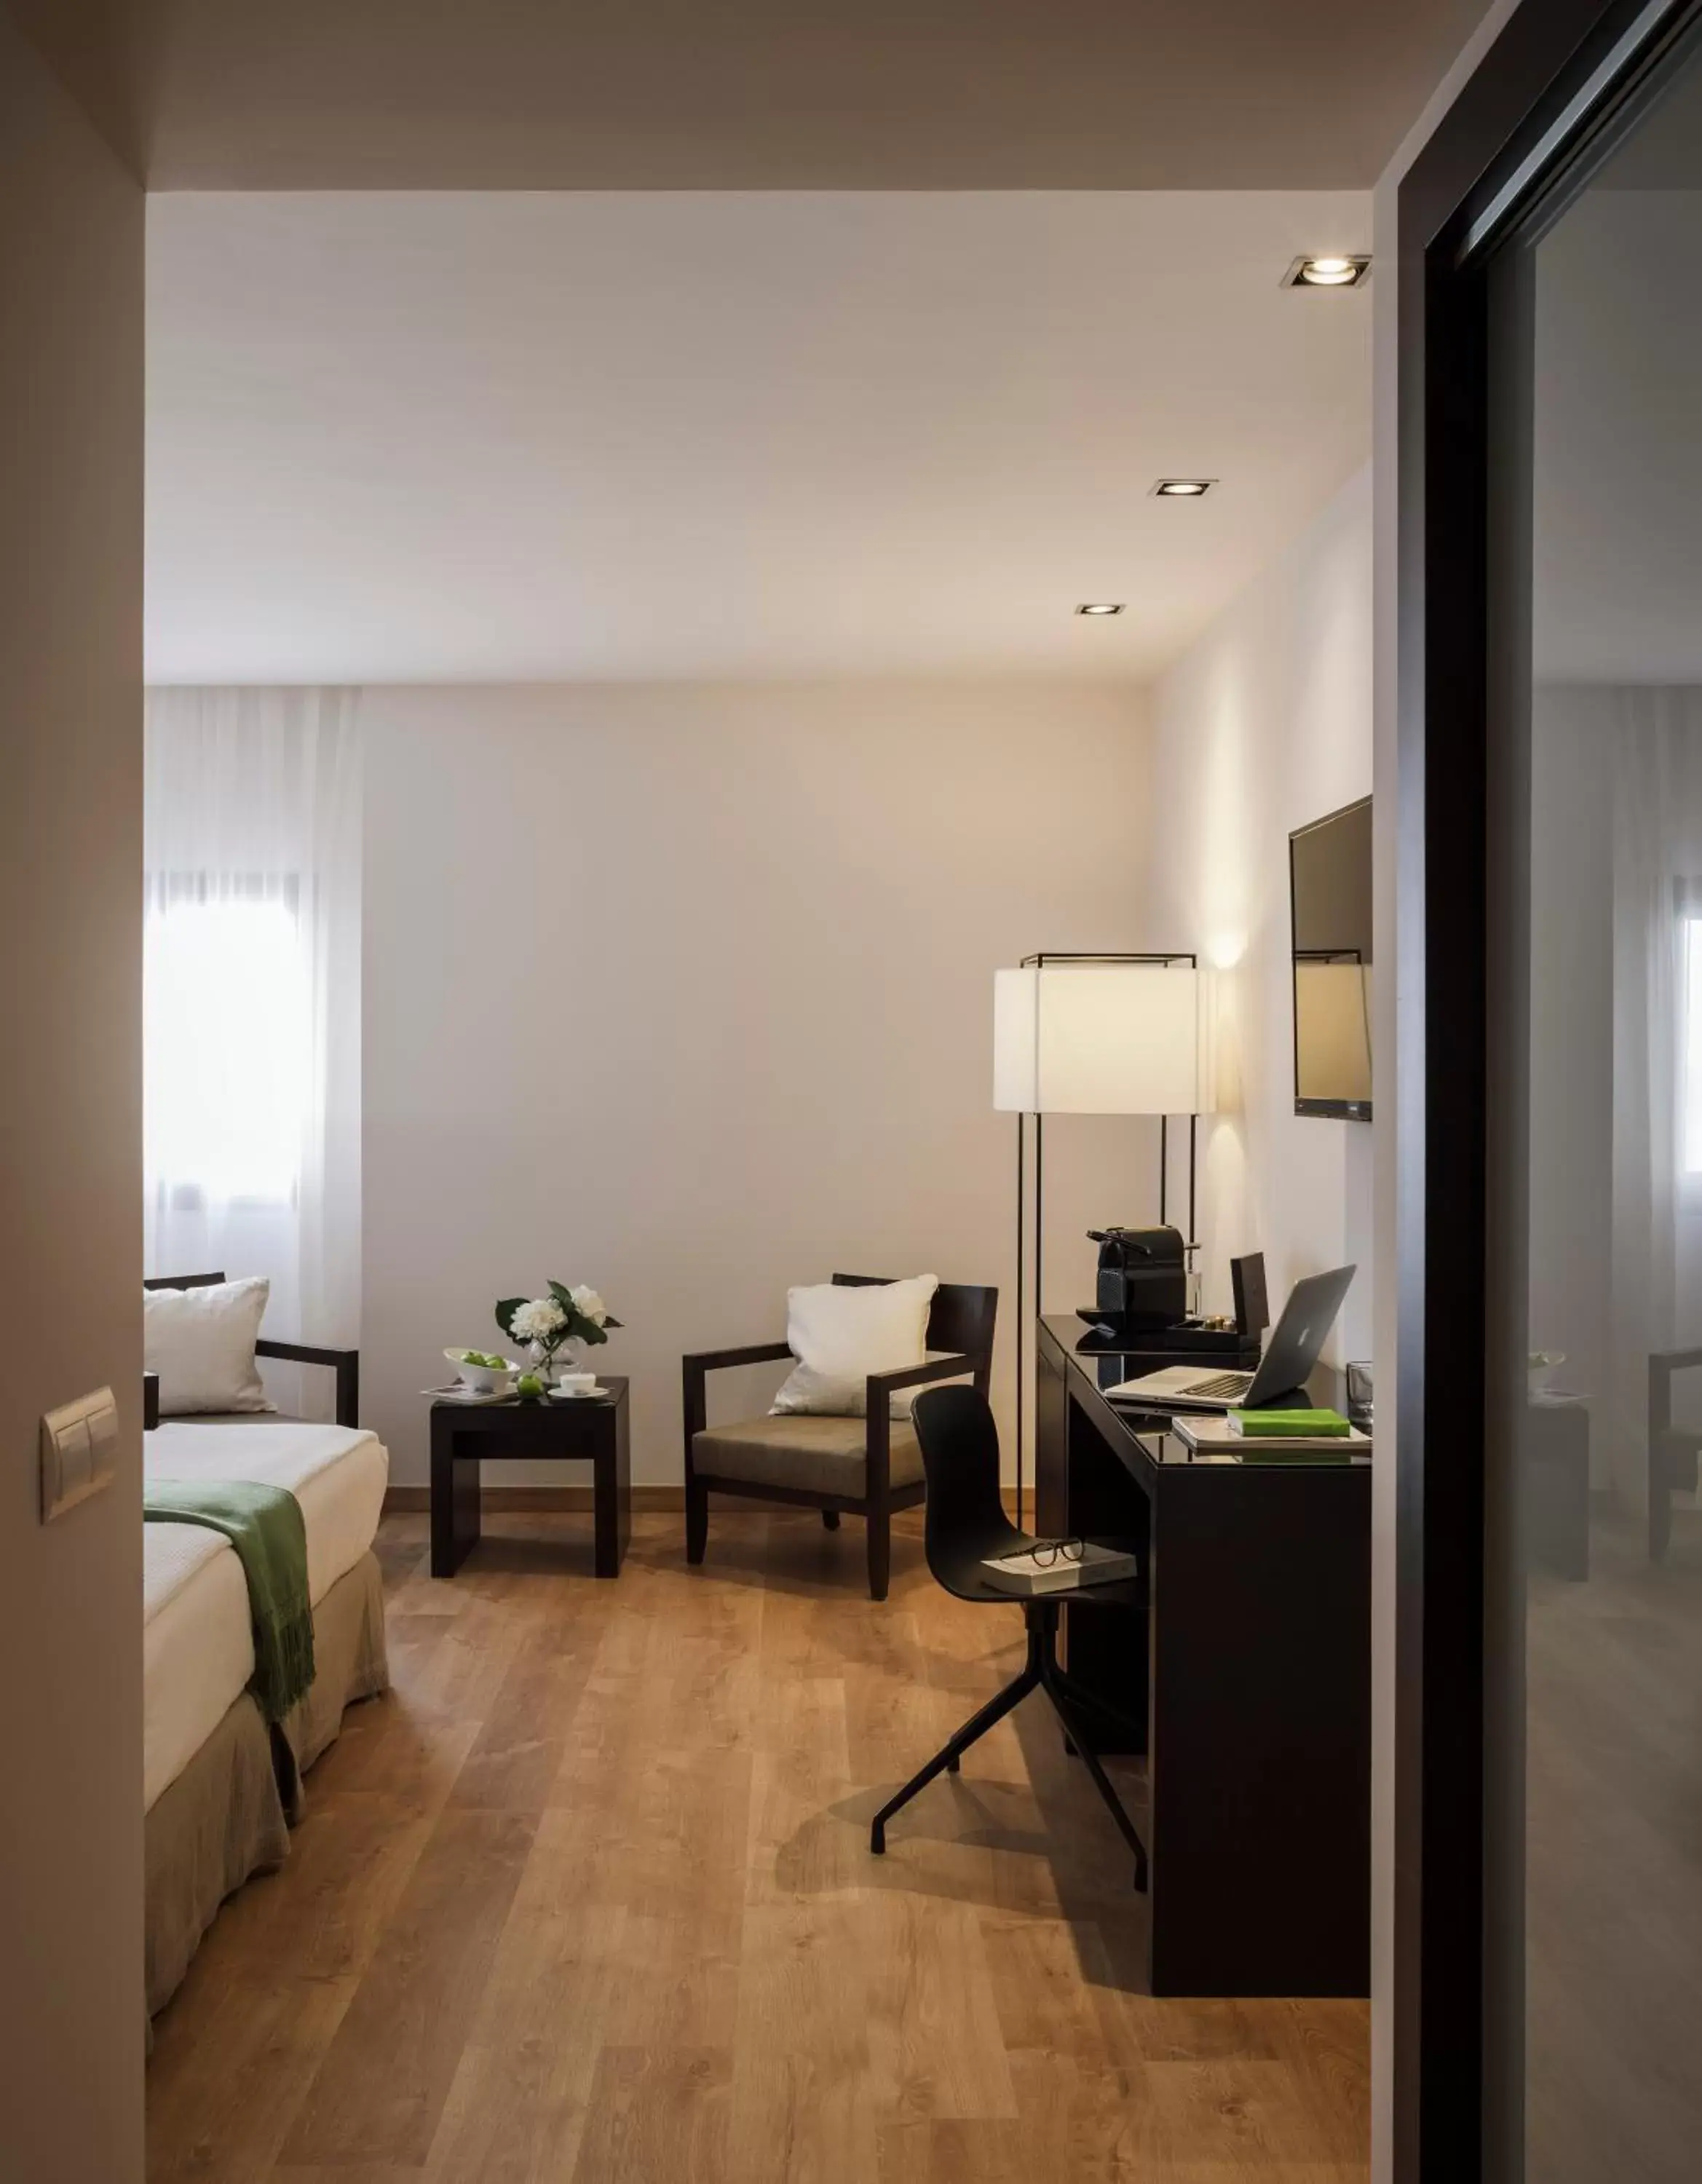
[1525,1499,1702,2183]
[147,1510,1370,2181]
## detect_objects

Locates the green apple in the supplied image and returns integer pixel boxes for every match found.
[515,1372,544,1400]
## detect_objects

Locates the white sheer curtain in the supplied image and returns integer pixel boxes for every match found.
[144,689,362,1403]
[1609,687,1702,1502]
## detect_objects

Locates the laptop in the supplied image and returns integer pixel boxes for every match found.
[1103,1265,1357,1411]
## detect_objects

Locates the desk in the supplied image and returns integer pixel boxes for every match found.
[430,1381,631,1579]
[1035,1316,1371,1997]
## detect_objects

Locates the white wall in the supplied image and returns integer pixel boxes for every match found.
[1142,465,1375,1364]
[0,12,145,2178]
[362,680,1156,1487]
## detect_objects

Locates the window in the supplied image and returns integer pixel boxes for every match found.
[143,888,312,1205]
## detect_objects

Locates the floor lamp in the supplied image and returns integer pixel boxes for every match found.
[993,952,1203,1529]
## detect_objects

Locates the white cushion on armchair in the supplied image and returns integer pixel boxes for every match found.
[770,1273,939,1420]
[144,1276,276,1416]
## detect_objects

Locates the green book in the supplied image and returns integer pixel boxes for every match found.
[1230,1407,1353,1438]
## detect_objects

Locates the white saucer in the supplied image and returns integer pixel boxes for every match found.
[551,1385,609,1401]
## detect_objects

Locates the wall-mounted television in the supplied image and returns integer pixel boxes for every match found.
[1289,795,1372,1121]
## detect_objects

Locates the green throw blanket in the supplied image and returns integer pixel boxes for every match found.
[144,1479,315,1722]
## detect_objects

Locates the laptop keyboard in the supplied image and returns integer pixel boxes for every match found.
[1187,1372,1254,1399]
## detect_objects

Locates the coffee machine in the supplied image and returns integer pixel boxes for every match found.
[1084,1224,1187,1335]
[1077,1227,1267,1370]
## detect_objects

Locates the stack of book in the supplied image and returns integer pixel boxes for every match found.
[978,1541,1141,1596]
[1172,1408,1369,1459]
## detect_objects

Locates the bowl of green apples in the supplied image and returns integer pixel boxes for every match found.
[444,1348,520,1395]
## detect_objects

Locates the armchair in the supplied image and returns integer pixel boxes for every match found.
[682,1274,997,1600]
[1647,1347,1702,1560]
[144,1270,360,1429]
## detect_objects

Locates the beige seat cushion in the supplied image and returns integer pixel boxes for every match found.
[693,1414,923,1499]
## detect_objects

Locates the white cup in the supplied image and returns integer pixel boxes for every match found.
[555,1371,598,1398]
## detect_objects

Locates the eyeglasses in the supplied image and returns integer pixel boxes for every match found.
[1030,1536,1085,1569]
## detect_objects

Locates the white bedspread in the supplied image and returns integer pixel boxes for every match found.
[146,1420,389,1609]
[144,1524,255,1812]
[143,1422,389,1813]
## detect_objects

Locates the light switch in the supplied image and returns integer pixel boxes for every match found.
[41,1386,119,1523]
[87,1394,119,1471]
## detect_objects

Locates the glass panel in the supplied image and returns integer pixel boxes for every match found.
[1507,39,1702,2180]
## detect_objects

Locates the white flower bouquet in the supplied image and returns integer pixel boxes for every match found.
[496,1281,622,1381]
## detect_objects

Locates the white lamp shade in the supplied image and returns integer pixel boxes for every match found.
[993,962,1202,1115]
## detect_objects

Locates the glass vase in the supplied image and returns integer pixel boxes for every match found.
[536,1337,581,1387]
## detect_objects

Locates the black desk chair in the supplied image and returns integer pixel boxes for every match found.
[868,1384,1149,1891]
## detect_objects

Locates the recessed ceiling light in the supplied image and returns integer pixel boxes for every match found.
[1151,478,1215,498]
[1075,602,1124,616]
[1283,253,1371,290]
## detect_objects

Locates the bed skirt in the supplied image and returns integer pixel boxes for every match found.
[145,1548,389,2021]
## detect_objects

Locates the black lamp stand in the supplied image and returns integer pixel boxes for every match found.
[1010,950,1198,1530]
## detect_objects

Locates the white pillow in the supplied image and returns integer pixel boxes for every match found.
[770,1355,959,1422]
[143,1277,275,1416]
[770,1275,939,1421]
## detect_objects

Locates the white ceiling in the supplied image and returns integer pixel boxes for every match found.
[29,1,1490,190]
[146,191,1372,685]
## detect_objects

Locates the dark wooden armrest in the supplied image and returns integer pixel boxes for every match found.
[863,1354,979,1499]
[1650,1348,1702,1429]
[143,1372,159,1433]
[256,1339,360,1428]
[682,1340,792,1453]
[256,1338,357,1369]
[865,1352,977,1399]
[682,1341,793,1375]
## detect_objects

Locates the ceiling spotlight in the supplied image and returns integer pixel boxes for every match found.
[1075,602,1125,616]
[1283,253,1371,289]
[1151,479,1215,498]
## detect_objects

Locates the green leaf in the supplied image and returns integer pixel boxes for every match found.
[496,1297,529,1337]
[547,1279,574,1307]
[579,1322,609,1346]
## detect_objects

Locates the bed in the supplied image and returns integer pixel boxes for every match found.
[143,1418,391,2019]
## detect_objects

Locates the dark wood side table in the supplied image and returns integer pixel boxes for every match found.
[430,1380,631,1579]
[1527,1395,1590,1580]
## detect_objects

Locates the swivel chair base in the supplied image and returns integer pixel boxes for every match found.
[868,1597,1148,1891]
